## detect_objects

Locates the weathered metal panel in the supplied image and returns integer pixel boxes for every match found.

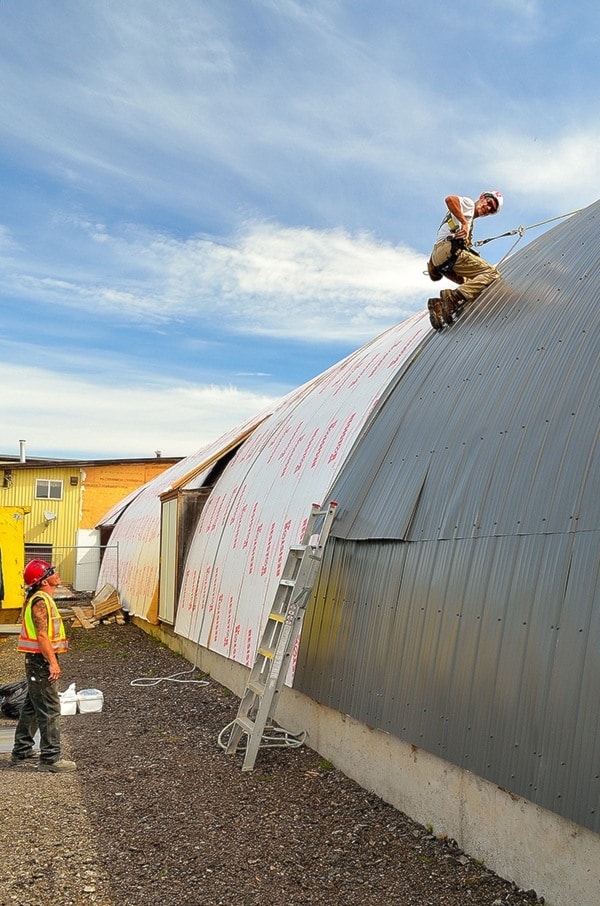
[296,531,600,831]
[97,199,600,837]
[295,200,600,832]
[329,203,600,542]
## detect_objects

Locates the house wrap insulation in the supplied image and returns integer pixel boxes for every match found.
[96,311,428,639]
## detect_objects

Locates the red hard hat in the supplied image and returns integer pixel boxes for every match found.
[24,559,55,587]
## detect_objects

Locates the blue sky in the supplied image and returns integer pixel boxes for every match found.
[1,0,598,458]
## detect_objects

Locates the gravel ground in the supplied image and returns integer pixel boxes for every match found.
[1,620,545,906]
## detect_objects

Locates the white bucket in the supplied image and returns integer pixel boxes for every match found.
[59,683,78,716]
[77,689,104,713]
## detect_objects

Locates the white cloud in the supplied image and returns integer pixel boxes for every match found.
[2,219,431,341]
[0,2,441,222]
[477,129,600,210]
[0,363,278,458]
[220,224,430,339]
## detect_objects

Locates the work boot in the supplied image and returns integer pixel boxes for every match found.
[440,288,465,325]
[10,752,38,766]
[427,297,444,331]
[38,758,77,773]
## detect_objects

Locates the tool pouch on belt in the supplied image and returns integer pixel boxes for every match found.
[427,258,442,281]
[450,236,466,256]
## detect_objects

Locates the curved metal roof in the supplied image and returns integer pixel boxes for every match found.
[96,197,600,833]
[329,200,599,541]
[296,198,600,832]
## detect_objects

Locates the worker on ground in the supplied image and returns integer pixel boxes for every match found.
[10,560,77,772]
[427,191,503,330]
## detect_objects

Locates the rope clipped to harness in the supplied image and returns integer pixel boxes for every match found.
[424,205,585,278]
[473,206,585,264]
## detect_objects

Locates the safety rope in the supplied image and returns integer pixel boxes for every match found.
[130,667,209,687]
[473,206,585,264]
[423,205,586,277]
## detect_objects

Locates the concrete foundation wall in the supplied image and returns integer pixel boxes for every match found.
[140,620,600,906]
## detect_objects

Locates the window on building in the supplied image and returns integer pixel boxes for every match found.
[35,479,63,500]
[25,544,53,565]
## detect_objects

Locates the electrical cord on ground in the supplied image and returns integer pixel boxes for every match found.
[130,667,209,687]
[217,719,307,752]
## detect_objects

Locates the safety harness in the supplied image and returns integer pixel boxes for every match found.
[427,205,583,280]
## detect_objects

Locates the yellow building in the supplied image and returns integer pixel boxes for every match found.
[0,453,181,617]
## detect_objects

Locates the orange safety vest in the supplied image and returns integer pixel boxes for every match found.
[17,590,68,654]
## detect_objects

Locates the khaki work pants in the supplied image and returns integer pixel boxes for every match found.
[431,240,500,303]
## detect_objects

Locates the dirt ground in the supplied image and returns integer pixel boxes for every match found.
[1,620,545,906]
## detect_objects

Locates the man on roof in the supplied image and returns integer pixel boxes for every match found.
[427,191,503,331]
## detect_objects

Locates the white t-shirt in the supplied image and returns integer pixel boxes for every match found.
[434,196,475,245]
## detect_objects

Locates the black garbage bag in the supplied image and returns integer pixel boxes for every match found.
[0,679,28,719]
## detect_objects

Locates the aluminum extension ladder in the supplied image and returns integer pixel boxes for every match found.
[224,501,337,771]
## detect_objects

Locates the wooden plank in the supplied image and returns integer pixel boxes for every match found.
[92,583,123,619]
[93,594,122,620]
[93,583,116,606]
[71,606,96,630]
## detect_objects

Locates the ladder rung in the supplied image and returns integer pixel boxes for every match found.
[235,716,255,735]
[222,501,337,771]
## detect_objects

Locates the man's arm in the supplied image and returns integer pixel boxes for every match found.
[444,195,470,239]
[31,599,61,681]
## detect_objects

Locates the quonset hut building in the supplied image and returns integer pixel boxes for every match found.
[97,200,600,906]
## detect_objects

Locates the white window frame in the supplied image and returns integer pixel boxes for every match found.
[35,479,64,500]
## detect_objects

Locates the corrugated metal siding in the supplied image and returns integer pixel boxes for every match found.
[297,531,600,831]
[1,467,82,583]
[329,202,599,541]
[295,200,600,832]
